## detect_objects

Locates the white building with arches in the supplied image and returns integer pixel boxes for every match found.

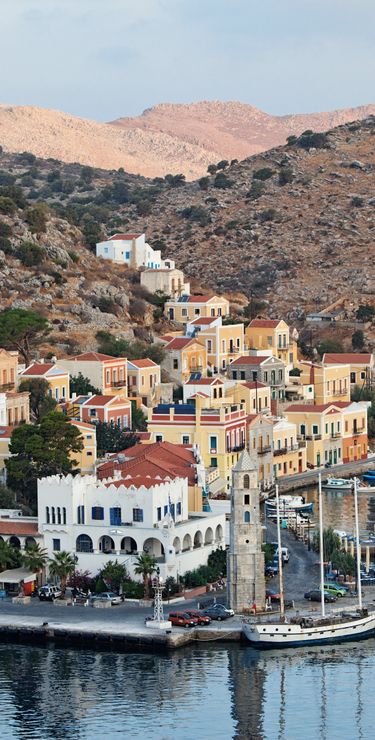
[37,473,225,582]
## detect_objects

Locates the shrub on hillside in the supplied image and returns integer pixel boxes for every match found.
[0,197,16,215]
[214,172,233,189]
[181,205,211,226]
[253,168,273,181]
[17,240,47,267]
[26,204,48,234]
[296,131,329,149]
[246,180,265,200]
[279,167,294,185]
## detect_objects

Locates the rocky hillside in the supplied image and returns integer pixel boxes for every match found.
[112,100,375,164]
[1,100,375,180]
[112,117,375,320]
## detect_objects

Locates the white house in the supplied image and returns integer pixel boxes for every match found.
[96,233,166,270]
[38,473,225,582]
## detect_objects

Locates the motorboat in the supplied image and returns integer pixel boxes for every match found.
[322,477,354,490]
[265,495,313,515]
[244,476,375,649]
[362,474,375,485]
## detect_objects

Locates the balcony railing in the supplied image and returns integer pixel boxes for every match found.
[0,382,15,392]
[226,443,246,453]
[330,432,341,439]
[112,380,127,388]
[257,445,272,455]
[305,434,322,441]
[353,427,365,436]
[274,447,287,457]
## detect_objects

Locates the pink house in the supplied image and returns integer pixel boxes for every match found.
[79,394,132,429]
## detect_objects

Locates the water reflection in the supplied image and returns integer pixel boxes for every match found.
[1,642,375,739]
[301,485,375,537]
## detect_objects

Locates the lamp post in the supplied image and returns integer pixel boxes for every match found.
[152,567,165,624]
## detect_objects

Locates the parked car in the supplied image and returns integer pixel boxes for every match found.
[38,585,62,601]
[168,612,198,628]
[90,592,122,605]
[323,583,346,597]
[201,604,234,621]
[266,589,281,603]
[304,590,337,603]
[185,609,211,625]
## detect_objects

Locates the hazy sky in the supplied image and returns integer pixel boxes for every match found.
[1,0,374,121]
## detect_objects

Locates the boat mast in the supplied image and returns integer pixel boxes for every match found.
[276,484,285,618]
[354,477,362,610]
[318,473,325,618]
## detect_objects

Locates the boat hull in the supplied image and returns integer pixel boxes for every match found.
[243,612,375,650]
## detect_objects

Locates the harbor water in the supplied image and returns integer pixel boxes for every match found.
[0,641,374,739]
[292,484,375,536]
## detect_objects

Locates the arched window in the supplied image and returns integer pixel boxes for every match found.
[243,474,250,489]
[76,534,93,553]
[244,511,251,524]
[51,507,56,524]
[62,508,66,525]
[46,507,50,524]
[57,507,61,525]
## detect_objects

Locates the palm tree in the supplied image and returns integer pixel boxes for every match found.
[0,541,22,572]
[134,553,157,599]
[49,551,77,593]
[22,543,48,583]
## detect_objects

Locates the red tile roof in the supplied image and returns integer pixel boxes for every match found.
[230,355,269,366]
[21,363,55,376]
[0,521,39,536]
[241,381,268,390]
[128,359,158,368]
[190,317,218,325]
[285,403,349,413]
[82,395,117,407]
[106,475,174,489]
[185,378,223,385]
[97,441,198,486]
[164,337,197,351]
[109,233,142,241]
[0,426,12,439]
[187,295,217,303]
[323,353,372,365]
[249,319,281,328]
[72,352,120,362]
[69,420,96,430]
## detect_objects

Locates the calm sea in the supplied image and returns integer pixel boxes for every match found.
[0,641,374,739]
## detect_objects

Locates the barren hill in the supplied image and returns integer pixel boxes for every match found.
[1,101,375,181]
[111,100,375,164]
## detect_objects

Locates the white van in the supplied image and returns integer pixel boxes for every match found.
[276,547,289,563]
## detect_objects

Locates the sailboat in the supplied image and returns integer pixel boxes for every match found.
[243,476,375,648]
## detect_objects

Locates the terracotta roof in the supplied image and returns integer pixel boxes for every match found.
[323,353,372,365]
[159,334,174,342]
[188,392,210,399]
[249,319,281,328]
[21,363,55,376]
[72,352,120,362]
[185,378,222,386]
[187,295,218,303]
[241,381,268,390]
[0,521,39,536]
[82,395,117,407]
[285,403,348,413]
[189,317,218,325]
[128,359,158,368]
[106,475,175,489]
[69,420,96,430]
[98,441,198,486]
[230,355,269,366]
[109,233,142,241]
[164,337,197,351]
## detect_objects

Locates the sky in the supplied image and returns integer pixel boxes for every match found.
[1,0,374,121]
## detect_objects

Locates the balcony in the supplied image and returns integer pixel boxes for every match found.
[353,427,365,436]
[0,382,15,392]
[257,445,272,455]
[226,444,246,453]
[112,380,127,388]
[274,447,287,457]
[305,434,322,441]
[330,432,341,439]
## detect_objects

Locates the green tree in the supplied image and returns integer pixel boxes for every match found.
[25,204,48,234]
[134,553,157,599]
[0,541,22,572]
[356,305,375,322]
[17,240,46,266]
[313,527,341,561]
[253,168,274,181]
[96,331,165,365]
[49,551,77,592]
[95,421,139,455]
[207,164,217,175]
[198,176,210,190]
[214,172,232,189]
[70,373,100,396]
[352,330,364,350]
[0,197,16,215]
[131,403,147,432]
[279,167,294,185]
[6,412,83,506]
[99,560,128,593]
[19,377,56,422]
[0,308,49,366]
[22,543,48,574]
[317,339,344,357]
[0,484,16,508]
[331,549,356,578]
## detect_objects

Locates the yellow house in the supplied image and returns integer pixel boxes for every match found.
[127,359,161,407]
[165,294,230,324]
[161,337,207,385]
[297,360,350,405]
[68,419,97,473]
[4,391,30,426]
[245,319,298,367]
[232,381,271,415]
[322,353,374,388]
[0,349,19,391]
[187,316,245,374]
[140,267,190,297]
[19,361,70,402]
[272,418,307,478]
[148,394,247,491]
[285,403,345,468]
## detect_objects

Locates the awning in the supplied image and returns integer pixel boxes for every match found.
[0,568,36,584]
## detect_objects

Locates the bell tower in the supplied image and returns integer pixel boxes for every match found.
[227,449,265,612]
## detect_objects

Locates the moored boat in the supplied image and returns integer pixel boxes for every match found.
[243,610,375,648]
[265,495,313,515]
[322,477,353,490]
